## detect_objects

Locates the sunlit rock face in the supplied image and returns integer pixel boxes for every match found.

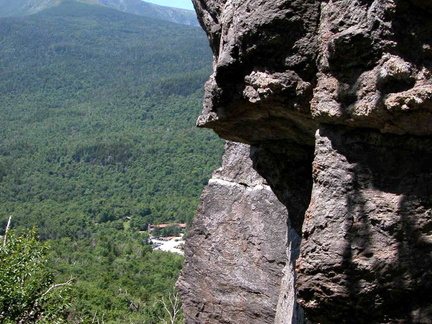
[180,0,432,323]
[178,142,302,324]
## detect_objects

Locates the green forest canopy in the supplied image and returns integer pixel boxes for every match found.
[0,1,223,322]
[0,0,223,237]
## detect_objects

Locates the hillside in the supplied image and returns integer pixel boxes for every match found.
[0,0,221,236]
[0,0,199,25]
[97,0,199,25]
[0,1,222,321]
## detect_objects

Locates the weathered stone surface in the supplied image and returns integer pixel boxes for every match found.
[311,0,432,136]
[195,0,432,140]
[250,142,314,235]
[297,126,432,323]
[249,142,313,324]
[194,0,320,145]
[178,142,297,324]
[182,0,432,323]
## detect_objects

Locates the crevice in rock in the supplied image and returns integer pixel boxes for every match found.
[249,141,315,236]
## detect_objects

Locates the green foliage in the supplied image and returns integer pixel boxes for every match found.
[0,0,223,237]
[0,228,72,323]
[49,227,184,323]
[0,1,222,321]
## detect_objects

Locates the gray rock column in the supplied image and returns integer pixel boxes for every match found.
[178,142,297,324]
[297,125,432,323]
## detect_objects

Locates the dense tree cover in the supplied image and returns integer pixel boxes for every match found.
[0,225,72,323]
[51,226,184,323]
[0,1,223,321]
[0,0,223,236]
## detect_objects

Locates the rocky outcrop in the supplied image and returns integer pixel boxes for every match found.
[179,0,432,323]
[297,126,432,323]
[178,142,302,323]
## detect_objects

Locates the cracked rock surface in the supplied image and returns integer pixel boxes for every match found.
[178,142,299,324]
[179,0,432,323]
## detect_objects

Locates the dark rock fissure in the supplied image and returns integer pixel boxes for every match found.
[250,142,314,236]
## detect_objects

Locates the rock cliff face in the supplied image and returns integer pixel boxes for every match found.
[178,142,303,324]
[178,0,432,323]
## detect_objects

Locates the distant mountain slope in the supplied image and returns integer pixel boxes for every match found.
[0,0,221,236]
[97,0,198,26]
[0,1,220,321]
[0,0,56,17]
[0,0,198,25]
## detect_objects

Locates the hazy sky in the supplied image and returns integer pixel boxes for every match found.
[143,0,194,10]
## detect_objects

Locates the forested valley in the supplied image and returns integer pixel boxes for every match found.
[0,1,223,322]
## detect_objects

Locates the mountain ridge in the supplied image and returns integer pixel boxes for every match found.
[0,0,198,25]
